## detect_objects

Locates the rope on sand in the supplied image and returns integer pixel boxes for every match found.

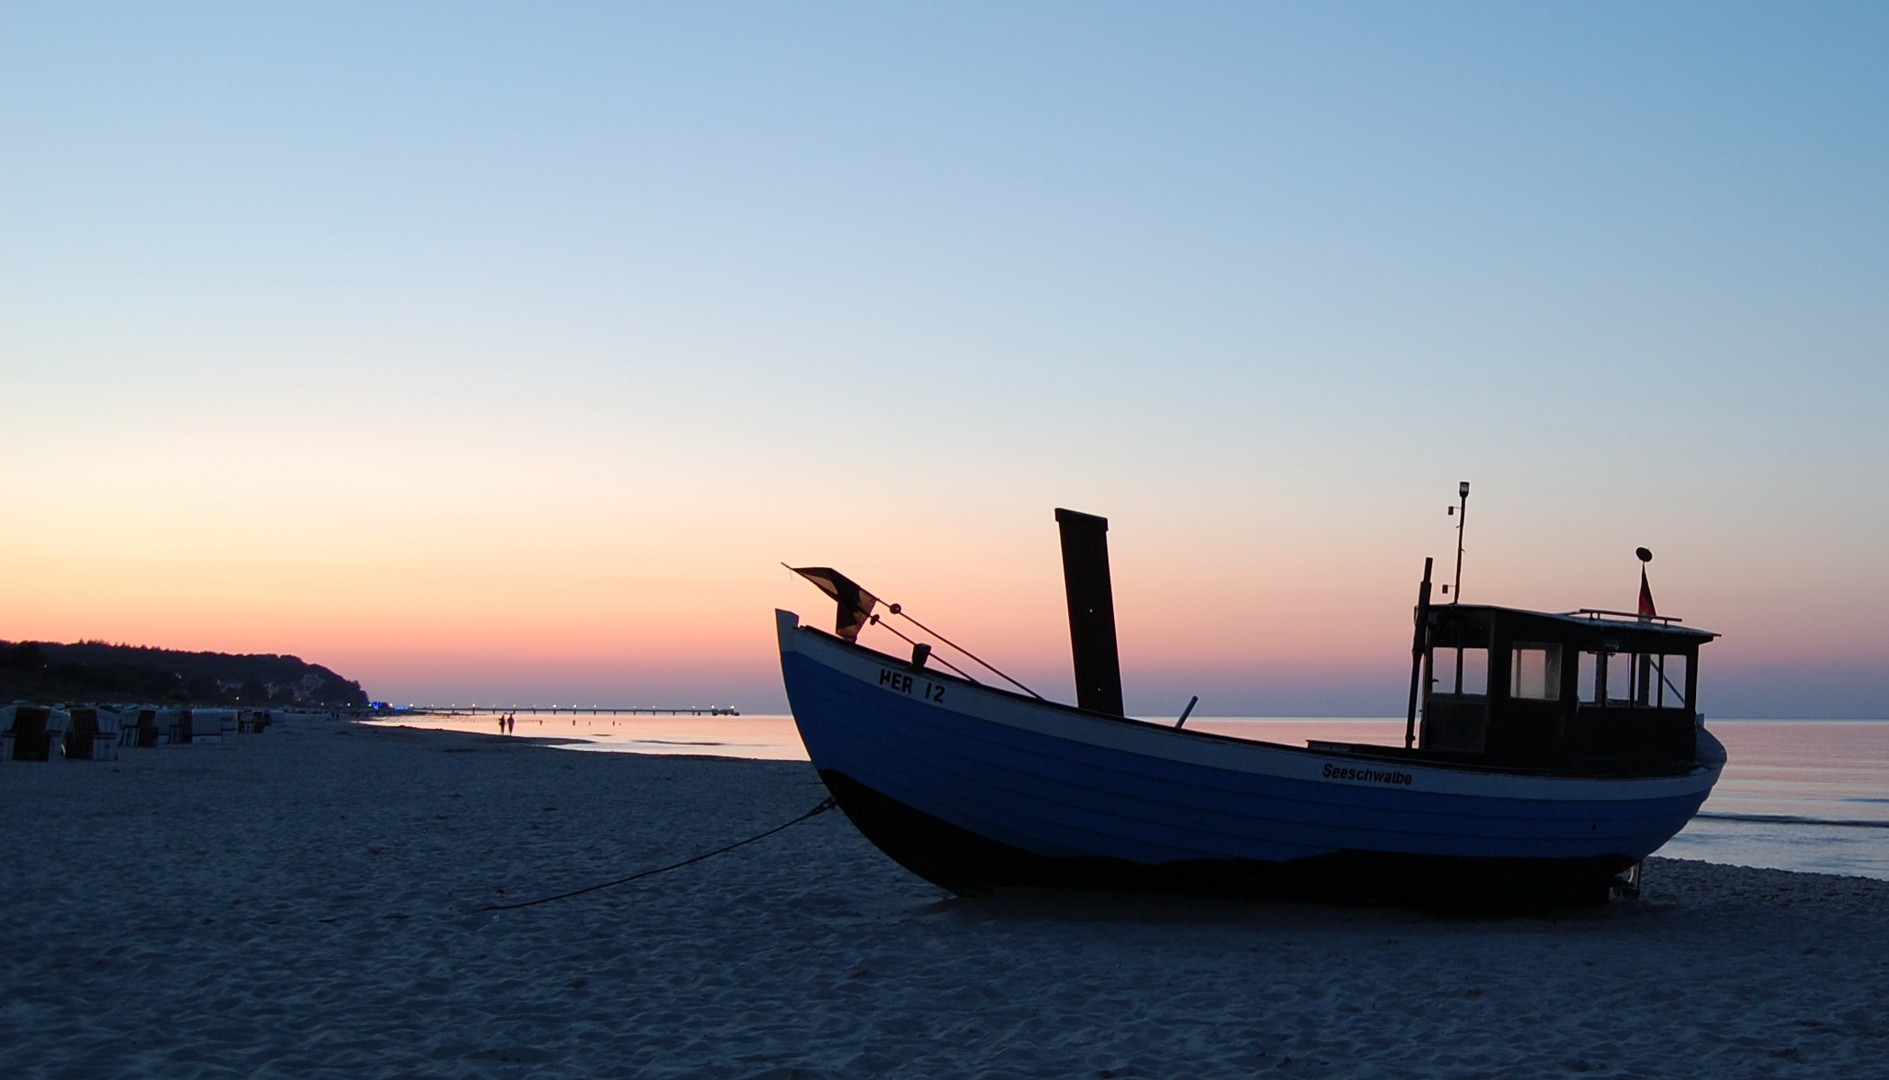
[476,797,839,912]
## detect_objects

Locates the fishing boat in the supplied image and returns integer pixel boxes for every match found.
[778,504,1723,907]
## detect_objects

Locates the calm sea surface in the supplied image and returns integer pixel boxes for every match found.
[368,713,1889,881]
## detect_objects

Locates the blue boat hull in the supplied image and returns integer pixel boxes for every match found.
[777,611,1724,907]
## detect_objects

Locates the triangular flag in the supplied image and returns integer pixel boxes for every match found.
[1638,567,1657,618]
[787,566,879,643]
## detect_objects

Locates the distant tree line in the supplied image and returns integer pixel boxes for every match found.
[0,640,368,707]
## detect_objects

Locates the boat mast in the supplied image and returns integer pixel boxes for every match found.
[1451,481,1469,698]
[1406,557,1433,750]
[1452,481,1470,603]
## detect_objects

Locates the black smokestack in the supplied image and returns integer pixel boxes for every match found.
[1054,508,1124,715]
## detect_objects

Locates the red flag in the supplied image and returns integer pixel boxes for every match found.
[787,566,879,643]
[1638,567,1657,618]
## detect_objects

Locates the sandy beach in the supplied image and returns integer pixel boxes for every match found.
[4,718,1885,1079]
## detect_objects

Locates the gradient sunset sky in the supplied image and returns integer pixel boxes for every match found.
[5,3,1885,716]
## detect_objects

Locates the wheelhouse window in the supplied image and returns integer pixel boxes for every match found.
[1577,650,1689,708]
[1651,654,1688,708]
[1510,643,1561,701]
[1434,647,1488,697]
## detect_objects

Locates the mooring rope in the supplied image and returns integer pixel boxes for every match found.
[887,605,1043,700]
[867,613,980,682]
[475,796,838,912]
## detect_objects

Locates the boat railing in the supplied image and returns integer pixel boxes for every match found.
[1564,608,1684,626]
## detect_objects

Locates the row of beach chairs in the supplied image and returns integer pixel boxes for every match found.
[0,703,278,763]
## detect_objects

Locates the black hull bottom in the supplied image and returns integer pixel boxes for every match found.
[818,769,1633,911]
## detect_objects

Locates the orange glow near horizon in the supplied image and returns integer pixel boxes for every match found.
[4,424,1886,714]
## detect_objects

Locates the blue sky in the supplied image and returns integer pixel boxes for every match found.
[4,3,1885,715]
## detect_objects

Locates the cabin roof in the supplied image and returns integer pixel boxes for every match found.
[1428,603,1718,648]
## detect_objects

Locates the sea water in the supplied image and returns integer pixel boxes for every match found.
[368,713,1889,881]
[1656,720,1889,880]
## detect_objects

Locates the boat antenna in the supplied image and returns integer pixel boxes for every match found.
[1451,481,1470,604]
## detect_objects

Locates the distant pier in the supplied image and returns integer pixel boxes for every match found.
[402,705,740,716]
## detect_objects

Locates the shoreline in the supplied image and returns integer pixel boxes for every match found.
[4,715,1885,1078]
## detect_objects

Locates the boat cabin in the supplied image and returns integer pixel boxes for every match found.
[1419,605,1716,773]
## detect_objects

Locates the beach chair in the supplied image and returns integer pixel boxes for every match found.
[91,707,123,761]
[191,710,232,744]
[122,707,160,748]
[157,708,189,746]
[63,707,106,761]
[64,706,124,761]
[0,704,19,762]
[2,704,57,762]
[45,709,71,759]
